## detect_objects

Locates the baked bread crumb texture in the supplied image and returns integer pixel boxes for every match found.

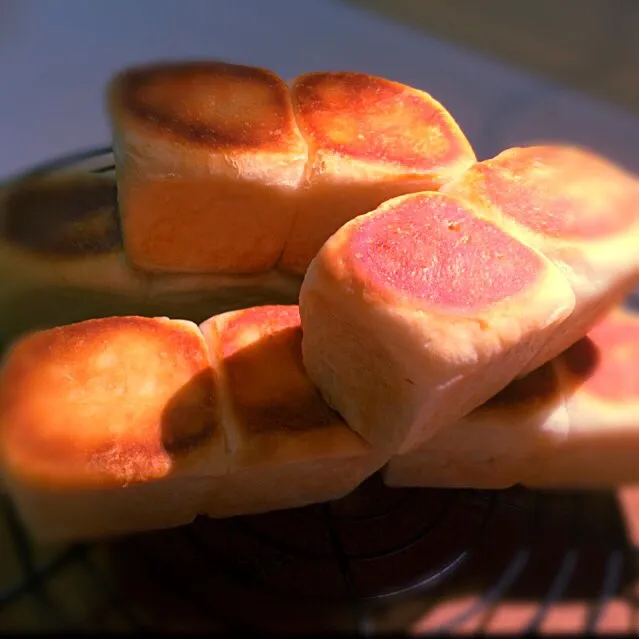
[0,60,638,543]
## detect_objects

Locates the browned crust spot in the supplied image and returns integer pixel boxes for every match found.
[110,60,302,151]
[3,175,122,257]
[292,71,473,171]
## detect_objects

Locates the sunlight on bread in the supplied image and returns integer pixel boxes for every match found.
[1,59,639,549]
[0,307,385,543]
[107,61,475,276]
[0,316,224,541]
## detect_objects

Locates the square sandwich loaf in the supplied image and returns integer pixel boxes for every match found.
[0,307,385,543]
[107,61,476,277]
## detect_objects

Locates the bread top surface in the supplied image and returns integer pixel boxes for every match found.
[446,145,639,241]
[337,192,543,312]
[1,174,122,258]
[108,60,306,155]
[560,309,639,405]
[0,316,221,488]
[203,305,370,464]
[292,71,475,174]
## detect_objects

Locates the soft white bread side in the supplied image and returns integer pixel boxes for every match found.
[524,307,639,488]
[383,362,568,489]
[107,61,308,274]
[0,316,227,542]
[199,305,386,517]
[442,145,639,376]
[299,191,575,455]
[384,307,639,490]
[0,171,302,343]
[277,71,476,275]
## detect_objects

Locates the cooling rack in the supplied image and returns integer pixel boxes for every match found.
[2,477,638,633]
[1,148,639,634]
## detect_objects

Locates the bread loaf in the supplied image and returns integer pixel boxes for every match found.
[442,145,639,375]
[5,60,639,543]
[107,62,475,276]
[0,316,226,541]
[299,190,575,455]
[0,171,301,343]
[384,307,639,489]
[107,61,308,275]
[299,146,639,455]
[0,307,384,543]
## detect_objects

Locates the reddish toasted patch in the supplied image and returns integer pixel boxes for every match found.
[214,305,342,434]
[112,61,302,151]
[458,146,639,240]
[292,72,473,171]
[347,193,542,311]
[0,317,217,485]
[573,313,639,402]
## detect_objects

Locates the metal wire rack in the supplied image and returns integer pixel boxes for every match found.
[1,477,638,633]
[0,148,638,633]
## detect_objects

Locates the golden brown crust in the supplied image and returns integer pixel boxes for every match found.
[108,60,304,153]
[0,316,220,489]
[292,71,475,172]
[446,145,639,240]
[276,70,475,276]
[211,305,343,437]
[1,174,121,257]
[107,63,477,276]
[109,61,308,274]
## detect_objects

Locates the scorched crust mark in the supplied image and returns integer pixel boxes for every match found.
[115,61,298,150]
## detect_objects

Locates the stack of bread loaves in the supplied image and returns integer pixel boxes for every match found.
[1,60,639,545]
[0,61,474,343]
